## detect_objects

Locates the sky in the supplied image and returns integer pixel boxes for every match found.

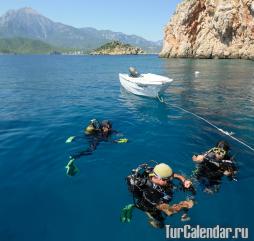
[0,0,181,41]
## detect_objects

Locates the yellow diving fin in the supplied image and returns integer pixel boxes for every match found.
[116,138,128,144]
[65,159,79,176]
[65,136,75,143]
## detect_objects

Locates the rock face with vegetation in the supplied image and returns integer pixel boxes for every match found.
[90,41,144,55]
[160,0,254,59]
[0,37,58,54]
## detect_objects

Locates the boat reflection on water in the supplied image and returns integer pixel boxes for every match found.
[118,87,170,124]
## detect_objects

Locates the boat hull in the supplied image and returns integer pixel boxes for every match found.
[119,74,172,98]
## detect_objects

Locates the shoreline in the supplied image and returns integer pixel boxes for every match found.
[1,54,253,61]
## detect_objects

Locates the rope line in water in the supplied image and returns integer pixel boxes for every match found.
[157,95,254,152]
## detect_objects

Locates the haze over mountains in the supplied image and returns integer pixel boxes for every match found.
[0,7,162,53]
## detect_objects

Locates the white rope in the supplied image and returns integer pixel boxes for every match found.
[158,96,254,152]
[157,94,164,103]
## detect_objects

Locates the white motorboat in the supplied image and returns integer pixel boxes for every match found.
[119,67,173,98]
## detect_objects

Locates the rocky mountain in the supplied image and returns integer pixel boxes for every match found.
[0,7,162,53]
[160,0,254,59]
[90,41,144,55]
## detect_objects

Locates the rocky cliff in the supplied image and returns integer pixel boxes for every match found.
[160,0,254,59]
[90,41,144,55]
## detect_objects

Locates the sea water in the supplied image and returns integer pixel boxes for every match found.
[0,55,253,241]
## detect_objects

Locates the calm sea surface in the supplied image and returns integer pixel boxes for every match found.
[0,55,253,241]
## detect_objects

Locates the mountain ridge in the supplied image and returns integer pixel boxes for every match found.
[0,7,162,53]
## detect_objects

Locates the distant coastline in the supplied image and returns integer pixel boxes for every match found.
[0,7,162,54]
[0,38,157,56]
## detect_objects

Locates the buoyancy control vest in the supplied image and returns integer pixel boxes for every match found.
[126,164,173,209]
[198,148,237,180]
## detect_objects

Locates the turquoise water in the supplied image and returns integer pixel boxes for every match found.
[0,55,253,241]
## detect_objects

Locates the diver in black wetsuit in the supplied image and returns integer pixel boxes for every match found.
[65,119,127,176]
[122,163,195,228]
[192,140,237,193]
[70,119,113,159]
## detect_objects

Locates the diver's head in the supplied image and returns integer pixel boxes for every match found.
[101,120,112,133]
[214,140,230,160]
[216,140,230,152]
[150,163,173,186]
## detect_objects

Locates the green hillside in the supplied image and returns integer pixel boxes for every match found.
[0,37,60,54]
[90,41,144,55]
[95,41,133,51]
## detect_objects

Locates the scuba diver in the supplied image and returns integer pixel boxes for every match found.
[121,162,195,228]
[65,119,128,176]
[192,140,238,193]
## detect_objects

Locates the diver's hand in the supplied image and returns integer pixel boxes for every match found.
[192,155,204,163]
[224,170,229,176]
[156,203,174,216]
[158,200,194,216]
[224,167,237,177]
[183,179,192,189]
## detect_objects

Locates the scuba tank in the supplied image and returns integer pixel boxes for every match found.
[122,163,152,223]
[85,119,101,134]
[90,119,101,129]
[126,163,153,200]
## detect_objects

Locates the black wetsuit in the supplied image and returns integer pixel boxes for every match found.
[195,152,237,191]
[134,178,174,226]
[70,130,113,160]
